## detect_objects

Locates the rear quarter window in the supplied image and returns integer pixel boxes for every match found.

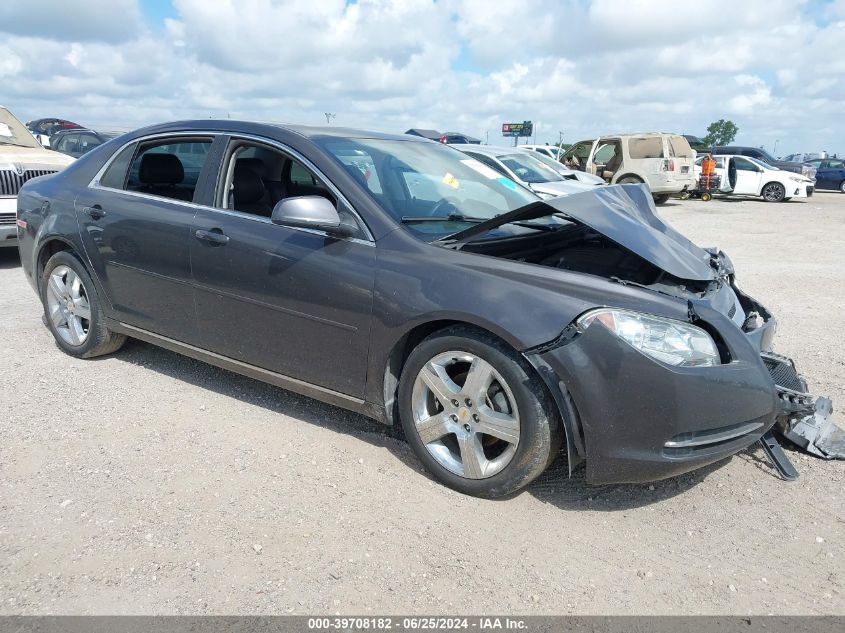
[628,137,664,159]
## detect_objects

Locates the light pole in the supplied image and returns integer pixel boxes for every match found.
[773,139,780,156]
[324,113,336,125]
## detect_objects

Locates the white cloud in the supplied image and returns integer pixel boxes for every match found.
[0,0,142,43]
[0,0,841,156]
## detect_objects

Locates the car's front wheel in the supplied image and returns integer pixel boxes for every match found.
[839,180,845,194]
[398,326,561,498]
[41,251,126,358]
[762,182,786,202]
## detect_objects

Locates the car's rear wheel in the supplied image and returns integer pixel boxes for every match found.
[652,193,671,205]
[41,251,126,358]
[398,326,561,498]
[618,175,643,185]
[762,182,786,202]
[839,180,845,193]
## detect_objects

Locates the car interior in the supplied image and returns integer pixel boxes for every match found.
[124,139,212,202]
[222,143,336,218]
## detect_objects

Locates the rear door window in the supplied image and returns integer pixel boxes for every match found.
[125,139,212,202]
[668,135,693,158]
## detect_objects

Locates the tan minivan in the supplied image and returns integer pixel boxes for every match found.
[561,133,696,204]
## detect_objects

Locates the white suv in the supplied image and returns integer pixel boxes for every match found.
[1,106,74,248]
[561,133,696,204]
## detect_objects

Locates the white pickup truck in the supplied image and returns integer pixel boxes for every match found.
[1,106,74,248]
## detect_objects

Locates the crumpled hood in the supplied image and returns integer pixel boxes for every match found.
[0,146,74,169]
[442,183,717,281]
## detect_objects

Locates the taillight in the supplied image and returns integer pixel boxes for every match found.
[661,159,676,171]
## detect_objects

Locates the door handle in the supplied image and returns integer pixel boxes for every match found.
[194,229,230,246]
[83,205,106,220]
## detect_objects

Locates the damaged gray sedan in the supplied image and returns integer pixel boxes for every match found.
[16,122,841,497]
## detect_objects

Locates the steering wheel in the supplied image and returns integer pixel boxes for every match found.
[427,197,461,217]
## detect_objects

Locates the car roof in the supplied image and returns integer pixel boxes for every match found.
[126,119,424,143]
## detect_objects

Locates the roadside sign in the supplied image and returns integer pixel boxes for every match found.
[502,121,533,137]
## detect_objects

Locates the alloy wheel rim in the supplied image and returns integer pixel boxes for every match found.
[411,351,520,479]
[763,183,782,201]
[45,265,91,346]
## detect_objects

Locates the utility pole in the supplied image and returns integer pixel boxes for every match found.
[773,139,780,156]
[324,112,336,124]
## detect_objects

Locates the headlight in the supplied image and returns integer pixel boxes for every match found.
[789,176,805,183]
[576,308,720,367]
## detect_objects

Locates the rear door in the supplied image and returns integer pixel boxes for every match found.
[188,135,376,397]
[76,135,217,342]
[731,156,764,194]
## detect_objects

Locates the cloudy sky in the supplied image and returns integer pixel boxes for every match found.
[1,0,843,155]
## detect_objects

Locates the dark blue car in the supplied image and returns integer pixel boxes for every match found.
[807,158,845,193]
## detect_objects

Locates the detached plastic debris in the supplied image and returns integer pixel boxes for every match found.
[760,351,843,459]
[779,397,844,459]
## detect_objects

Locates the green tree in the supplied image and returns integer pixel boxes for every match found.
[702,119,739,147]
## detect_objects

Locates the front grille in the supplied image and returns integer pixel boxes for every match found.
[807,186,814,197]
[0,214,15,226]
[0,169,58,196]
[763,354,805,392]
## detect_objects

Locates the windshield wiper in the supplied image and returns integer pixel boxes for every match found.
[401,213,485,224]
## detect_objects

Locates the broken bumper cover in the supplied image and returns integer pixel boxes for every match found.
[535,317,780,485]
[763,352,843,459]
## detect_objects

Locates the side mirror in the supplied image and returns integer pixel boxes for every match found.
[37,134,51,147]
[270,196,355,237]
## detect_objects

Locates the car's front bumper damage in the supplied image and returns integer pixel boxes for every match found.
[526,285,841,485]
[764,352,843,459]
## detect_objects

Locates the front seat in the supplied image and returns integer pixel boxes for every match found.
[603,150,622,182]
[232,163,272,217]
[138,153,188,199]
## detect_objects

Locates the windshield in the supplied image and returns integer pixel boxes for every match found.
[527,150,571,176]
[747,156,777,171]
[0,108,41,148]
[497,152,563,183]
[315,138,539,239]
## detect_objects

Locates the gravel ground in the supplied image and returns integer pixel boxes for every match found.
[0,191,843,615]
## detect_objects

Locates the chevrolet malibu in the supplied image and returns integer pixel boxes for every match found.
[15,121,837,497]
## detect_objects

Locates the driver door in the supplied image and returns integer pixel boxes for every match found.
[189,136,376,397]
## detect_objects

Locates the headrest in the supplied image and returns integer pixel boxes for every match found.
[237,157,267,179]
[233,163,265,203]
[139,153,184,184]
[344,164,369,191]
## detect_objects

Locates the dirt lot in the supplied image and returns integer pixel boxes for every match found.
[1,192,843,615]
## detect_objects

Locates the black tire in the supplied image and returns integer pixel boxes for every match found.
[839,180,845,194]
[652,193,671,205]
[397,325,562,498]
[761,181,785,202]
[40,250,126,358]
[617,175,643,185]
